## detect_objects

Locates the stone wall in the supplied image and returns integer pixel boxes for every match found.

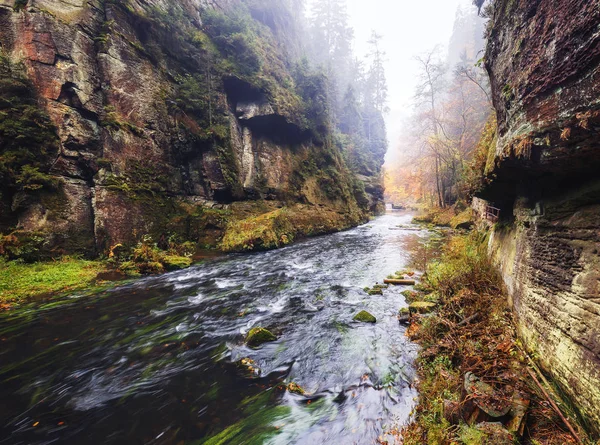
[480,0,600,435]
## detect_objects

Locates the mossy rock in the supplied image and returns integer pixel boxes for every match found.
[401,289,421,302]
[245,327,277,347]
[414,282,433,292]
[365,287,383,296]
[450,208,475,230]
[162,255,192,271]
[353,310,376,323]
[409,301,437,314]
[286,382,305,395]
[236,357,261,378]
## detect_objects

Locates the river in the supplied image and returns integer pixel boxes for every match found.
[0,212,429,445]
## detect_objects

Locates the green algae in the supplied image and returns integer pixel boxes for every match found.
[197,390,290,445]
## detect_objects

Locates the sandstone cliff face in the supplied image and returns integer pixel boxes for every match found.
[0,0,383,256]
[482,0,600,435]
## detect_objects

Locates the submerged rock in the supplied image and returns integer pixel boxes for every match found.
[236,357,261,378]
[286,382,306,395]
[353,310,376,323]
[245,327,277,347]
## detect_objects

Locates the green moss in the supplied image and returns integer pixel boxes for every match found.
[450,208,475,230]
[101,105,144,136]
[353,310,376,323]
[401,289,421,302]
[0,257,108,304]
[245,327,277,347]
[13,0,27,11]
[364,284,387,295]
[161,255,192,271]
[221,208,294,252]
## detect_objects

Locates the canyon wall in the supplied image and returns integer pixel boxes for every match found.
[480,0,600,435]
[0,0,384,257]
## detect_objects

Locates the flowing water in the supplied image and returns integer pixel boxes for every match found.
[0,212,430,445]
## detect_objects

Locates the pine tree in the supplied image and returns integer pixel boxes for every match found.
[364,31,389,115]
[308,0,354,117]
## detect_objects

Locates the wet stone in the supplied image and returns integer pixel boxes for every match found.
[464,372,512,418]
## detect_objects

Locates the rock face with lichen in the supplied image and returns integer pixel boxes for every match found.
[0,0,384,258]
[480,0,600,435]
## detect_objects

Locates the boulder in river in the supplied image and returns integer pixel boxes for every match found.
[353,310,376,323]
[398,307,410,325]
[364,286,383,295]
[236,357,261,377]
[286,382,306,395]
[245,327,277,347]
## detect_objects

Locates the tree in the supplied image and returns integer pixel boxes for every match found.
[414,46,447,207]
[308,0,354,117]
[473,0,485,15]
[364,31,389,115]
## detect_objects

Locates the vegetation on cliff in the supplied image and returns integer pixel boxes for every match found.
[0,51,60,224]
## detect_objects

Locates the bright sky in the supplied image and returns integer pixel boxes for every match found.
[345,0,474,160]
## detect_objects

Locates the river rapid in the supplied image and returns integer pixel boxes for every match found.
[0,212,430,445]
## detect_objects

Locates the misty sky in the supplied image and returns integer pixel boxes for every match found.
[345,0,476,160]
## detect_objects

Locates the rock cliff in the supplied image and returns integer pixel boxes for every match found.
[480,0,600,435]
[0,0,384,257]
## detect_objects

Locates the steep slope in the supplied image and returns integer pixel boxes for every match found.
[478,0,600,435]
[0,0,383,257]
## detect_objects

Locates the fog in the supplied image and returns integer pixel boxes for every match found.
[345,0,478,160]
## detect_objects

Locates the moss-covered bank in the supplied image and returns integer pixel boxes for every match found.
[0,258,110,307]
[0,200,367,308]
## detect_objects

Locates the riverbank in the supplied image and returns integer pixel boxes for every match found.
[0,204,370,308]
[0,258,112,308]
[400,230,594,444]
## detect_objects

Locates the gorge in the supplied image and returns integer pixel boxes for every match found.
[1,0,600,444]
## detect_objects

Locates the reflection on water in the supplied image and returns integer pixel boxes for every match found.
[0,212,431,445]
